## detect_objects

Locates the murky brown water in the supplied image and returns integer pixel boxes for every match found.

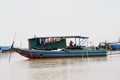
[0,52,120,80]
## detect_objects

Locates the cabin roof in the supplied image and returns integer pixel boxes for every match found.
[28,35,89,40]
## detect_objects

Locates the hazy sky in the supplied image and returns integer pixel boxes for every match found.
[0,0,120,48]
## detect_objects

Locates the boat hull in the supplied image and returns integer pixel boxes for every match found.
[13,48,107,59]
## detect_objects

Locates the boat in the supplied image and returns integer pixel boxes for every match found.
[0,46,11,53]
[12,35,107,58]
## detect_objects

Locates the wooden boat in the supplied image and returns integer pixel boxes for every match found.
[12,35,107,58]
[0,46,11,53]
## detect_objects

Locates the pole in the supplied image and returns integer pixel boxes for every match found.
[86,40,89,58]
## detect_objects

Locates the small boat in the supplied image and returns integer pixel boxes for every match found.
[0,46,11,53]
[12,35,107,58]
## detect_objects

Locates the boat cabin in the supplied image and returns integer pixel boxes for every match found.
[28,36,89,50]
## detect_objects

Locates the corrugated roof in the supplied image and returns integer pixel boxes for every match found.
[28,35,89,40]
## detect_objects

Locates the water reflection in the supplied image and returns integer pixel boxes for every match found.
[26,57,107,69]
[1,52,120,80]
[25,56,107,80]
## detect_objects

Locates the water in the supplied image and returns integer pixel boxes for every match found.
[0,52,120,80]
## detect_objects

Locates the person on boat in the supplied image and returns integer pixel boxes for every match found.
[74,43,76,46]
[69,41,73,46]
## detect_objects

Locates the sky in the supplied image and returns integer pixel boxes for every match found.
[0,0,120,48]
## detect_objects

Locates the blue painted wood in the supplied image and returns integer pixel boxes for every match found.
[13,48,107,58]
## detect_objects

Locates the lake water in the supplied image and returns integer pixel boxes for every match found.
[0,51,120,80]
